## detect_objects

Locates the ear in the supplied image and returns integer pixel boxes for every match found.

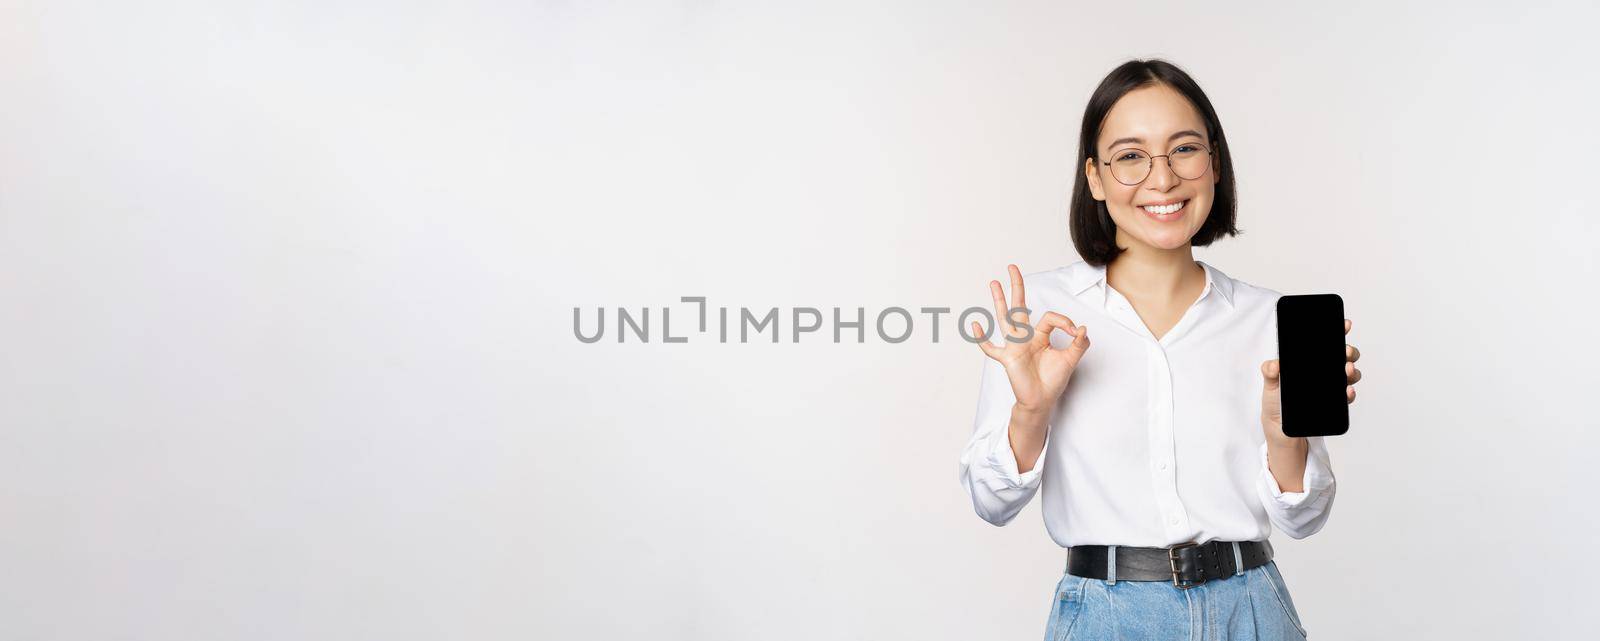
[1085,157,1106,201]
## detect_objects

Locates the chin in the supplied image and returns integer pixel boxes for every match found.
[1147,236,1194,250]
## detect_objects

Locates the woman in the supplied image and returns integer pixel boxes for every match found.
[957,59,1363,641]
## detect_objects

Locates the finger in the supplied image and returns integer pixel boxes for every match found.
[1032,311,1079,348]
[1030,311,1062,347]
[1346,344,1361,362]
[989,280,1014,336]
[1347,385,1356,404]
[1346,362,1362,384]
[1344,319,1351,335]
[1260,359,1280,378]
[1009,264,1028,326]
[973,321,999,358]
[1261,359,1280,389]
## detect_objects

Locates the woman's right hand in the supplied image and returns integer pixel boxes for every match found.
[973,265,1091,416]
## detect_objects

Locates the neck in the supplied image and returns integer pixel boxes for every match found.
[1105,242,1203,302]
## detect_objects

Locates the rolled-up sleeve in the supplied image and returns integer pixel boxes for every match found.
[1256,437,1336,539]
[958,357,1048,526]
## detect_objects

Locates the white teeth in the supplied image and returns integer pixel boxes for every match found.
[1142,200,1186,215]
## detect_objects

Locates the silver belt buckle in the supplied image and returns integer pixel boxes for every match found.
[1168,541,1203,589]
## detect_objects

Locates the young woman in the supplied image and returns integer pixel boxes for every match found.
[958,59,1364,641]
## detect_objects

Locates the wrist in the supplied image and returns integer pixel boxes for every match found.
[1010,403,1050,431]
[1266,434,1307,451]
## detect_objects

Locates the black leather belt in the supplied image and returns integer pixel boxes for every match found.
[1066,540,1273,589]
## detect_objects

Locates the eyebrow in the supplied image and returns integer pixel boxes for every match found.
[1107,129,1205,149]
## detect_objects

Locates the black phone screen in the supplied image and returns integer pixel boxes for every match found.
[1274,294,1350,437]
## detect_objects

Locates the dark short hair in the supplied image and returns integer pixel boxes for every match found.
[1069,59,1240,267]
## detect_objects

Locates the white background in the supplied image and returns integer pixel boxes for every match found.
[3,1,1597,639]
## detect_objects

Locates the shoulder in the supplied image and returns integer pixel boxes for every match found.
[1201,260,1283,311]
[1019,260,1097,296]
[1231,277,1284,306]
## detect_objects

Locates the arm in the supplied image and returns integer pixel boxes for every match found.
[958,264,1089,527]
[1255,436,1337,539]
[958,357,1051,526]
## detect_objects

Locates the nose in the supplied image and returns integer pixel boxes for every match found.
[1145,155,1184,191]
[1144,155,1180,191]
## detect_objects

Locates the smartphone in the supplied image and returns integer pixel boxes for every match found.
[1274,294,1350,437]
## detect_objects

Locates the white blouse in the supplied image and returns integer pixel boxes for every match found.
[958,259,1336,547]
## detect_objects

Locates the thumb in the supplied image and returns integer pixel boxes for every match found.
[1070,324,1090,352]
[1261,359,1280,391]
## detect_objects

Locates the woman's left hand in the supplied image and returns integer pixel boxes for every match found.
[1260,318,1361,445]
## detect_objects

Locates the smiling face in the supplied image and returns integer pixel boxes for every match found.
[1084,83,1221,253]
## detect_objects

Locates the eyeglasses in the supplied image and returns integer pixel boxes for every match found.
[1100,142,1214,186]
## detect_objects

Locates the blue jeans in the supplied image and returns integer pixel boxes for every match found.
[1045,558,1309,641]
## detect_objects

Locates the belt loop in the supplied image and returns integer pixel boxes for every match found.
[1107,545,1117,585]
[1231,541,1244,576]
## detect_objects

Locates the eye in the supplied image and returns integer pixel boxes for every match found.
[1173,144,1203,154]
[1116,151,1145,161]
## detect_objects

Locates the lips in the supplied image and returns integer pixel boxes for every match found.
[1140,199,1187,220]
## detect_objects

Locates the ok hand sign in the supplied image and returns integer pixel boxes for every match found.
[974,265,1092,415]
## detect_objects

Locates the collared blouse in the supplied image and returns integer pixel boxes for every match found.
[958,259,1336,546]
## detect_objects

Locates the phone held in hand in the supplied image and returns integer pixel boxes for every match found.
[1274,294,1350,437]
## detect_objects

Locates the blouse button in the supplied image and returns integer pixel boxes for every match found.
[1159,462,1168,470]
